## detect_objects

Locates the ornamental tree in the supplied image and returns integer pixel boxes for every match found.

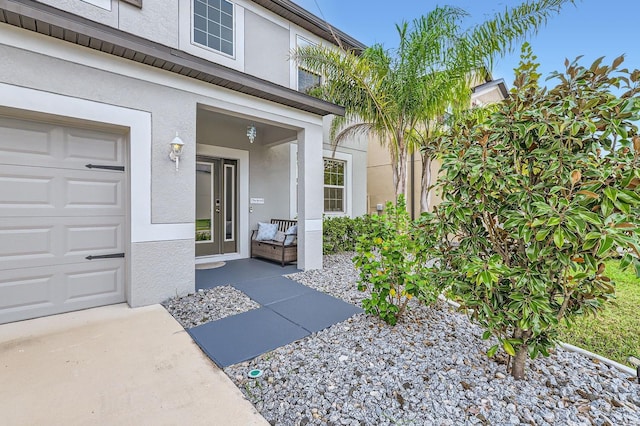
[429,44,640,379]
[354,196,440,325]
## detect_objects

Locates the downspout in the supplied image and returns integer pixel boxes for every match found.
[410,153,415,220]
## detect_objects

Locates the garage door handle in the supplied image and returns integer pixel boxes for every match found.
[85,164,125,172]
[86,253,125,260]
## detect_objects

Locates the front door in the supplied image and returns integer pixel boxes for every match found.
[195,156,238,256]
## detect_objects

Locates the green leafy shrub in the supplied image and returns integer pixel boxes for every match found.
[353,195,440,325]
[323,215,375,254]
[430,44,640,379]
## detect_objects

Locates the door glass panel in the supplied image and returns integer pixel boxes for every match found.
[224,164,235,241]
[195,162,213,242]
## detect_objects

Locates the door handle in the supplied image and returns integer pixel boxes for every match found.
[215,208,220,213]
[86,253,125,260]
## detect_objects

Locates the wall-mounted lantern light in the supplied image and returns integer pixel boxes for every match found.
[247,124,257,144]
[169,132,185,171]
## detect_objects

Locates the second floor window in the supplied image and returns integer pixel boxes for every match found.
[298,68,321,93]
[193,0,234,56]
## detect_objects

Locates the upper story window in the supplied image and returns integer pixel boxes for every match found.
[298,68,321,93]
[324,158,345,213]
[193,0,234,56]
[296,36,321,93]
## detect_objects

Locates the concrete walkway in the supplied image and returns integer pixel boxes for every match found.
[0,304,268,426]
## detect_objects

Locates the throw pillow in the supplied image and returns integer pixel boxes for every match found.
[284,225,297,246]
[285,225,297,235]
[255,222,278,241]
[273,230,286,243]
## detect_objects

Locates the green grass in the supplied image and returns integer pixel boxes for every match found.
[196,219,211,231]
[558,260,640,367]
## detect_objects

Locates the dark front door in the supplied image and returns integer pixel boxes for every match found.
[195,156,238,256]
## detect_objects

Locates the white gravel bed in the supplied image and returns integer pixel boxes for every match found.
[287,253,366,306]
[162,285,259,329]
[225,253,640,426]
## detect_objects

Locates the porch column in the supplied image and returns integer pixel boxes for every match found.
[297,125,323,270]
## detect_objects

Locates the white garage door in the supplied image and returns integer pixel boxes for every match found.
[0,115,127,324]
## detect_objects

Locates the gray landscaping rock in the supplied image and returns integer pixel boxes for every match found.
[165,253,640,425]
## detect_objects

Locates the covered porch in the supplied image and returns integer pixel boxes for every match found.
[194,105,325,271]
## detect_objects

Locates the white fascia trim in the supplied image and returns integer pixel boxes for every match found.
[323,149,353,218]
[0,82,193,243]
[179,0,245,72]
[0,23,320,128]
[196,144,250,259]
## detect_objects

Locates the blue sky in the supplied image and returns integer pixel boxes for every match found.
[292,0,640,88]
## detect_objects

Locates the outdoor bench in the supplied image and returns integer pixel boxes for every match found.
[251,219,297,266]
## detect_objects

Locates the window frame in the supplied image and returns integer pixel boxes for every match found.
[295,35,323,93]
[289,146,353,219]
[191,0,236,59]
[323,158,346,214]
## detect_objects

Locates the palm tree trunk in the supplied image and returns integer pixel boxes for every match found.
[420,154,433,213]
[394,148,408,200]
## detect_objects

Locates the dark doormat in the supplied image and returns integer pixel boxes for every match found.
[196,258,300,289]
[266,291,363,333]
[232,276,313,305]
[187,307,309,368]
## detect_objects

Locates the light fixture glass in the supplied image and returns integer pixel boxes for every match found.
[247,125,257,144]
[169,132,185,171]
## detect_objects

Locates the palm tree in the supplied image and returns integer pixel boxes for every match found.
[292,0,576,207]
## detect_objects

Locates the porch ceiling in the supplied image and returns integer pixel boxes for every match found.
[0,0,345,117]
[197,108,297,147]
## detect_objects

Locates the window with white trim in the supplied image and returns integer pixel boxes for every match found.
[193,0,234,56]
[324,158,345,213]
[296,36,321,93]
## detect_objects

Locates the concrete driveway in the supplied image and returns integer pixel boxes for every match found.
[0,304,268,426]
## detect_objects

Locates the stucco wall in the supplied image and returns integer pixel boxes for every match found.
[36,0,119,27]
[0,21,326,305]
[119,0,179,48]
[129,239,194,306]
[244,9,290,87]
[321,116,369,217]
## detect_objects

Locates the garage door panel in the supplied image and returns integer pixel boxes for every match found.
[67,267,121,301]
[65,128,124,164]
[0,173,55,208]
[0,116,125,170]
[66,177,122,208]
[0,261,125,324]
[0,275,54,311]
[67,224,121,254]
[0,226,54,261]
[0,117,126,324]
[0,165,124,217]
[0,116,56,162]
[0,217,124,270]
